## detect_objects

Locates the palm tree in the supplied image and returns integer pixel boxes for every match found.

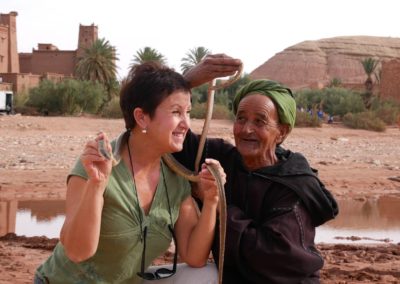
[361,57,379,92]
[180,46,211,74]
[75,38,119,108]
[360,57,380,109]
[328,77,342,88]
[130,47,166,68]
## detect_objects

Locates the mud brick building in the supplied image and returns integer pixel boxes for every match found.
[0,11,97,94]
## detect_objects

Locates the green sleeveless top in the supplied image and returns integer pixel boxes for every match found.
[36,143,191,284]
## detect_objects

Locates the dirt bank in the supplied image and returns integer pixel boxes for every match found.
[0,115,399,283]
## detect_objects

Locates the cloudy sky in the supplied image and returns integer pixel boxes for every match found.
[3,0,400,79]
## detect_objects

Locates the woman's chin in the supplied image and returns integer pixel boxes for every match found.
[169,144,183,153]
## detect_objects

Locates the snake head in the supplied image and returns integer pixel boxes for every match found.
[98,139,112,160]
[208,63,243,91]
[98,138,118,166]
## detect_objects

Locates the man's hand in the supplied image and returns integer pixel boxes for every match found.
[184,54,242,88]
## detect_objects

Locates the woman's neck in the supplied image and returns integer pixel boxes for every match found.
[126,130,162,216]
[126,129,161,173]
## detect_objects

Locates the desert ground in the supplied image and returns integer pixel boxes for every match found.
[0,115,399,284]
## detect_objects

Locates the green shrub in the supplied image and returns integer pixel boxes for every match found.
[192,74,250,106]
[222,73,251,103]
[190,103,232,119]
[27,80,59,114]
[329,77,342,88]
[76,80,107,114]
[294,89,323,111]
[212,104,233,119]
[190,103,206,119]
[13,90,29,108]
[26,79,106,115]
[323,88,365,116]
[214,91,231,106]
[295,109,322,127]
[294,88,365,117]
[342,111,386,132]
[370,98,400,125]
[13,90,37,115]
[191,84,208,104]
[101,96,123,118]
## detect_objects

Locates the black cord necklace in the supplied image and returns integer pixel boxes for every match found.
[126,132,173,242]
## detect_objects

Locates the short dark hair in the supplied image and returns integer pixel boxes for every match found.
[120,62,191,130]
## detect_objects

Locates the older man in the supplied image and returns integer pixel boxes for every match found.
[174,78,338,284]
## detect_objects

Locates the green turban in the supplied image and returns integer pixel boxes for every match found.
[233,79,296,129]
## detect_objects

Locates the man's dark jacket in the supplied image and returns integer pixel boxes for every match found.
[173,130,338,284]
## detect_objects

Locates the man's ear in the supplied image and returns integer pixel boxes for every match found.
[277,124,291,144]
[133,108,148,130]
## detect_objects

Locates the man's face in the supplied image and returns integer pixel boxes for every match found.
[233,94,282,166]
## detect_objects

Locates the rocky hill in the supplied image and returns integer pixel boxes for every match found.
[250,36,400,90]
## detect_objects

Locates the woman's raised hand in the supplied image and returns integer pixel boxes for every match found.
[80,132,113,183]
[197,158,226,205]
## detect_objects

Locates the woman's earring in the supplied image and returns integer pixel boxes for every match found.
[142,128,147,134]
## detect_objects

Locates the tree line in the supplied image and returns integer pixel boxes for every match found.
[14,39,399,131]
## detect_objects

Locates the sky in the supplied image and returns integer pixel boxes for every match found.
[2,0,400,79]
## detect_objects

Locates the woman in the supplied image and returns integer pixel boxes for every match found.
[34,62,225,284]
[174,79,339,283]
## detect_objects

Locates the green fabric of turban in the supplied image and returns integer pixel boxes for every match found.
[233,79,296,129]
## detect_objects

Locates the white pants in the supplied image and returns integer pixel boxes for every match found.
[141,263,218,284]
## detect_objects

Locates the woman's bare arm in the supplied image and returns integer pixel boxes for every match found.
[60,133,112,263]
[174,159,224,267]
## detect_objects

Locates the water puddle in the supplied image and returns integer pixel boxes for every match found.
[1,197,400,243]
[0,200,65,238]
[316,196,400,243]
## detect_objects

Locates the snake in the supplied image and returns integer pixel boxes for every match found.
[98,64,243,284]
[162,65,242,284]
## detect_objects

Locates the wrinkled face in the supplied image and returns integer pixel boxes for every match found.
[233,94,282,163]
[146,91,191,153]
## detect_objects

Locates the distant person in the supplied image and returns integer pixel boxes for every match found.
[34,62,230,284]
[6,103,11,114]
[317,109,324,120]
[174,78,339,283]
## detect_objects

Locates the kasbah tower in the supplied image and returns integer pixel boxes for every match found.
[0,11,19,74]
[0,11,98,94]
